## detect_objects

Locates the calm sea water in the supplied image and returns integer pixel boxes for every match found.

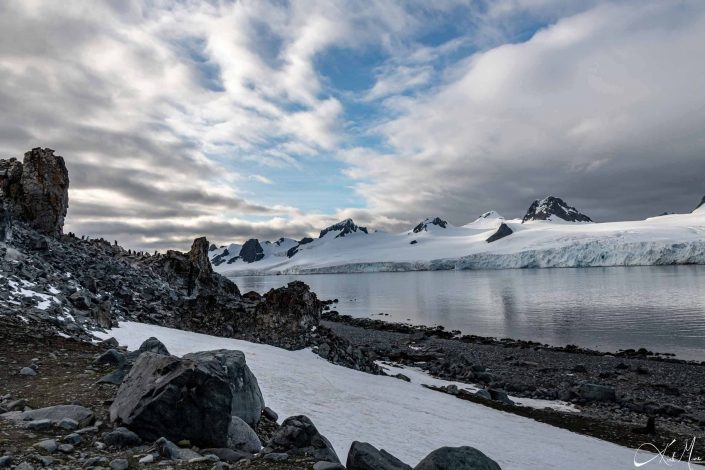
[228,266,705,360]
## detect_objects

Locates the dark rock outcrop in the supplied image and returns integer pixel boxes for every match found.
[137,337,170,355]
[249,281,322,349]
[414,446,502,470]
[413,217,448,233]
[286,237,315,258]
[265,415,340,463]
[311,325,382,374]
[0,148,69,238]
[239,239,265,263]
[319,219,368,238]
[522,196,592,223]
[144,237,239,298]
[346,441,411,470]
[109,350,264,447]
[486,223,513,243]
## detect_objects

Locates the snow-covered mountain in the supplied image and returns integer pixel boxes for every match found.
[522,196,593,223]
[412,217,448,233]
[210,237,298,267]
[210,196,705,275]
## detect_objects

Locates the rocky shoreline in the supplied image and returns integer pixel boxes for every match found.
[319,311,705,451]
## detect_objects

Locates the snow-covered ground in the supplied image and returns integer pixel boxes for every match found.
[212,209,705,275]
[98,322,688,469]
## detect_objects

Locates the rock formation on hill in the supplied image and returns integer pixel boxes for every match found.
[1,147,69,239]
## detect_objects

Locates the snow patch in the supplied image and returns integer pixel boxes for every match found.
[96,322,685,470]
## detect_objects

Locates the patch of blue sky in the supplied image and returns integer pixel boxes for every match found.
[173,36,225,92]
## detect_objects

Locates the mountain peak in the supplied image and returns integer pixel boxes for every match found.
[319,219,368,239]
[412,217,448,233]
[522,196,592,223]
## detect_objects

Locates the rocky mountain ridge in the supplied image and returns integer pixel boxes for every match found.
[521,196,593,223]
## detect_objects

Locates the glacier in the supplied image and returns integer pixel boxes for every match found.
[212,209,705,276]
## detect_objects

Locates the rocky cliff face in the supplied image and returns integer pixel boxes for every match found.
[0,148,69,238]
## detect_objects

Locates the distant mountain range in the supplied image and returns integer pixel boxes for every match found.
[210,195,705,275]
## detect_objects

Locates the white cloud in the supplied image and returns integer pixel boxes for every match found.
[249,175,274,185]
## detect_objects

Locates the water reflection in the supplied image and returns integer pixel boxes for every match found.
[229,266,705,360]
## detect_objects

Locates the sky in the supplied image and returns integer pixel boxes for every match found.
[1,0,704,250]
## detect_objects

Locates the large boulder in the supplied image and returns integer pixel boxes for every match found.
[346,441,411,470]
[182,350,264,427]
[0,148,69,238]
[266,415,339,463]
[109,350,264,448]
[414,446,502,470]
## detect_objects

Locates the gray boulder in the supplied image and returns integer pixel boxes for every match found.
[414,446,502,470]
[182,350,264,427]
[110,350,263,448]
[226,416,262,453]
[137,337,170,355]
[346,441,411,470]
[102,427,142,448]
[19,367,37,376]
[156,437,203,461]
[110,459,129,470]
[266,415,339,463]
[35,439,58,454]
[1,404,94,428]
[95,349,126,367]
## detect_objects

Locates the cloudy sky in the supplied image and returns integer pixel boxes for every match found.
[1,0,704,250]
